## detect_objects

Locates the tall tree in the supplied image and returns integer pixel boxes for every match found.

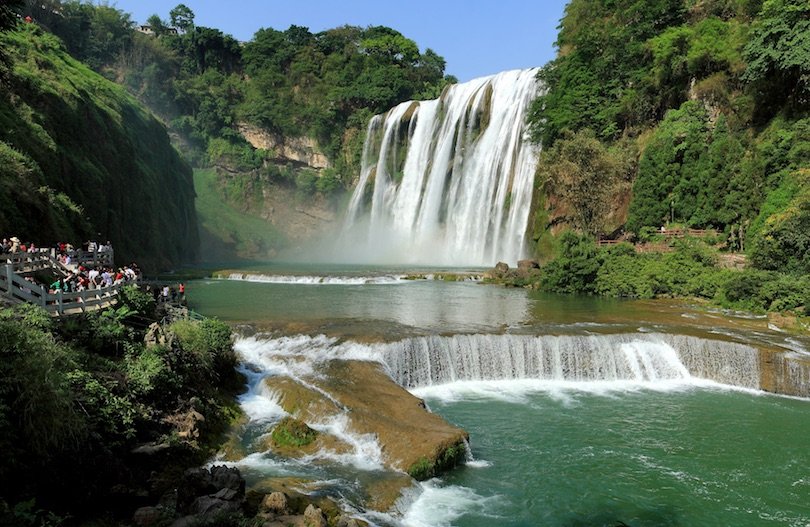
[743,0,810,115]
[538,129,622,236]
[169,3,194,33]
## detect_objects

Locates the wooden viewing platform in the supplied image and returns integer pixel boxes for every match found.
[1,248,121,316]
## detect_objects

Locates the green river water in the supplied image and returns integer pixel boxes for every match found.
[187,265,810,527]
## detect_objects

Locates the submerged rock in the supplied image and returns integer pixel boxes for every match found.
[266,360,469,482]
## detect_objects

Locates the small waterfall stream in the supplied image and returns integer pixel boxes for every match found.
[341,69,541,266]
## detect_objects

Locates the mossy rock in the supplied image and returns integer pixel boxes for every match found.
[407,439,467,480]
[271,417,318,448]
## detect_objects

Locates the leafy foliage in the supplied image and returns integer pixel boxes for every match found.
[538,129,623,235]
[742,0,810,116]
[750,169,810,274]
[530,0,809,281]
[0,302,242,517]
[270,416,318,448]
[0,25,198,270]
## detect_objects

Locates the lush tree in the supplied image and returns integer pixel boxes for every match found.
[538,129,622,235]
[146,13,169,36]
[626,101,709,232]
[169,3,194,33]
[750,170,810,273]
[0,0,22,31]
[743,0,810,115]
[541,232,601,294]
[529,0,687,146]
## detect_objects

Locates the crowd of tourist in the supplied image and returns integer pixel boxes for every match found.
[48,262,142,294]
[3,236,190,308]
[2,236,141,295]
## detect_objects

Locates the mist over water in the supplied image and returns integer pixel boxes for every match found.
[337,69,541,267]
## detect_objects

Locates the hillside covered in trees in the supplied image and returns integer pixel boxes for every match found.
[505,0,810,321]
[529,0,809,277]
[2,0,455,261]
[0,5,198,270]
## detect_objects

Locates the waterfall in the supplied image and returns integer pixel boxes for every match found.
[376,333,761,390]
[341,69,541,266]
[236,332,762,392]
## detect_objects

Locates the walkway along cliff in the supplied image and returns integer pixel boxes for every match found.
[1,248,121,315]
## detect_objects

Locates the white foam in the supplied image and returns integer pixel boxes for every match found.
[239,383,286,424]
[211,452,301,476]
[303,414,386,472]
[224,273,408,285]
[410,377,706,404]
[465,459,492,468]
[397,479,502,527]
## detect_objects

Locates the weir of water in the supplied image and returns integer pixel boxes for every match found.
[341,69,541,266]
[237,332,762,394]
[374,333,762,390]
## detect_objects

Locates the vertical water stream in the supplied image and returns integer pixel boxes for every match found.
[342,69,541,266]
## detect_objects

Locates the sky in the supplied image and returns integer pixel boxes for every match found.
[112,0,569,82]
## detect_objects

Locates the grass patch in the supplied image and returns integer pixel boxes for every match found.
[270,417,317,448]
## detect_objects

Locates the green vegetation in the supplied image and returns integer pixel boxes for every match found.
[270,416,318,449]
[194,168,286,260]
[0,288,242,522]
[530,0,809,240]
[407,441,466,481]
[502,233,808,322]
[2,1,456,263]
[528,0,809,319]
[21,1,454,194]
[0,23,198,270]
[407,457,435,480]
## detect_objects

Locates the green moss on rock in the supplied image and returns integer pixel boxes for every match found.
[271,417,318,448]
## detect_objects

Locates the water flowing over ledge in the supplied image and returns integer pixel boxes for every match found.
[235,332,773,394]
[340,69,542,266]
[221,272,409,285]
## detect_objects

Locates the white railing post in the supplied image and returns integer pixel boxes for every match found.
[3,264,11,296]
[56,289,63,315]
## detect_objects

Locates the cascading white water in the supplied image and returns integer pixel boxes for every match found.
[235,332,762,395]
[341,69,541,266]
[375,333,761,390]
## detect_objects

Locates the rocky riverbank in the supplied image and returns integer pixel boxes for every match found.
[217,354,469,515]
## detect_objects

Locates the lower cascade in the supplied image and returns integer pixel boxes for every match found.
[377,333,761,390]
[237,332,761,392]
[340,69,541,266]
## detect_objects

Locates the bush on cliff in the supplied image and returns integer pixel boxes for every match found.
[529,232,808,317]
[0,302,241,522]
[0,24,198,271]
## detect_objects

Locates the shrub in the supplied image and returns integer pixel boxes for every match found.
[66,370,138,444]
[541,232,600,294]
[270,417,317,448]
[169,318,235,384]
[118,285,156,318]
[124,344,177,400]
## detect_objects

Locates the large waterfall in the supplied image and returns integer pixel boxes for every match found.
[341,69,541,266]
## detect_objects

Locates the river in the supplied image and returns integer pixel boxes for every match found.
[187,264,810,527]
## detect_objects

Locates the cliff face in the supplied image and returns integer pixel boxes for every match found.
[0,26,198,270]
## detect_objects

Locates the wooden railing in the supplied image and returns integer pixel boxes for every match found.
[1,248,121,316]
[4,248,114,273]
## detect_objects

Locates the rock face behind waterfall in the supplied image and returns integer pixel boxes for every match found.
[265,360,468,485]
[341,69,542,266]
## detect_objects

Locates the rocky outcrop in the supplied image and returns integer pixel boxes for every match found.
[264,360,469,484]
[484,260,542,287]
[237,122,330,169]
